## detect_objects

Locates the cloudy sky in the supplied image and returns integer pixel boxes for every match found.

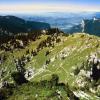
[0,0,100,13]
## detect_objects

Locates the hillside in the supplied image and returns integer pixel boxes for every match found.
[0,32,100,100]
[0,16,50,35]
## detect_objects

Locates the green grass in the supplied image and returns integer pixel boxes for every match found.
[0,33,100,100]
[8,83,68,100]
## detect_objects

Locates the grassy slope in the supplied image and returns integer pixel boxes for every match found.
[0,33,100,100]
[31,33,100,83]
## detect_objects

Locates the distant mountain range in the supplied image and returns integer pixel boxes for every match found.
[18,12,100,34]
[0,16,50,35]
[0,12,100,36]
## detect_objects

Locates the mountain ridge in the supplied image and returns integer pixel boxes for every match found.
[0,15,50,35]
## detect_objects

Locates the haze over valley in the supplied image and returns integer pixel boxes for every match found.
[15,12,100,33]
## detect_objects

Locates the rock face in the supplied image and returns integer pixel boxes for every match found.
[0,16,50,35]
[88,53,100,81]
[81,17,100,36]
[68,17,100,36]
[74,53,100,89]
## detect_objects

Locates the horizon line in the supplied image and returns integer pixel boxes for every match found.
[0,4,100,13]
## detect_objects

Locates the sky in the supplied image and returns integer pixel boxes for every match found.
[0,0,100,13]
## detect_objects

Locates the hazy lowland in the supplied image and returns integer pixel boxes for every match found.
[0,12,100,100]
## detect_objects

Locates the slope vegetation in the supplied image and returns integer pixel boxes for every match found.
[0,33,100,100]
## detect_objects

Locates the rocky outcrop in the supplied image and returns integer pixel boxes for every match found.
[88,53,100,81]
[81,18,100,36]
